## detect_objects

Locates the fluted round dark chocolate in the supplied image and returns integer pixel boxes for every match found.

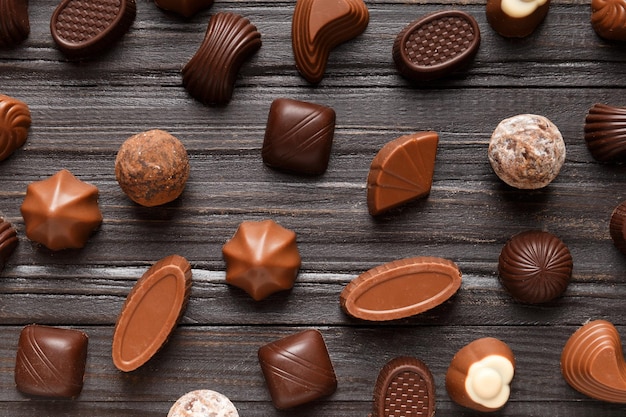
[0,218,17,269]
[498,230,572,304]
[591,0,626,41]
[584,103,626,162]
[610,200,626,254]
[0,0,30,47]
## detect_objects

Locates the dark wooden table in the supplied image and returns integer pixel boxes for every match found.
[2,0,626,415]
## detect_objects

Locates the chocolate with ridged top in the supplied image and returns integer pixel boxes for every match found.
[0,0,29,47]
[15,324,88,398]
[584,103,626,162]
[258,329,337,409]
[591,0,626,41]
[262,98,336,175]
[20,169,103,251]
[498,230,573,304]
[0,218,18,269]
[610,200,626,254]
[0,93,30,161]
[155,0,214,18]
[486,0,550,37]
[50,0,136,59]
[372,356,436,417]
[292,0,369,83]
[182,13,261,105]
[392,11,480,82]
[561,320,626,403]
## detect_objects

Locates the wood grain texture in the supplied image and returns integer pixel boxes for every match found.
[2,0,626,415]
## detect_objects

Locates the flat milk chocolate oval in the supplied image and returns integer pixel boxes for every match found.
[112,254,192,372]
[340,256,461,321]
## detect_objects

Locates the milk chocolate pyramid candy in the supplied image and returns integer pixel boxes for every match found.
[182,13,261,105]
[20,169,103,251]
[486,0,550,37]
[584,103,626,162]
[222,220,301,301]
[0,0,29,47]
[15,324,88,398]
[112,255,192,372]
[591,0,626,41]
[0,93,30,161]
[393,11,480,82]
[155,0,214,18]
[498,230,573,304]
[0,218,18,269]
[372,357,436,417]
[258,329,337,409]
[446,337,515,412]
[292,0,369,83]
[561,320,626,403]
[340,256,462,321]
[367,131,438,216]
[262,98,336,175]
[50,0,136,59]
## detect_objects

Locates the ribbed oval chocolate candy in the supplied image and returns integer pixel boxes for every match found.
[340,256,461,321]
[392,10,480,82]
[50,0,136,59]
[584,103,626,162]
[0,0,30,47]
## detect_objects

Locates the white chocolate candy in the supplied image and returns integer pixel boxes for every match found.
[168,390,239,417]
[465,355,514,409]
[501,0,548,18]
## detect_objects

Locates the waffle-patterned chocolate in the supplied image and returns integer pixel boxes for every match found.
[0,93,30,161]
[393,10,481,81]
[50,0,136,58]
[0,0,29,47]
[584,103,626,162]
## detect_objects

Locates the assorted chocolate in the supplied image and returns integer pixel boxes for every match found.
[372,356,436,417]
[291,0,369,83]
[222,219,301,301]
[561,320,626,403]
[488,114,565,189]
[0,217,17,269]
[0,93,30,161]
[112,254,192,372]
[340,256,462,321]
[610,200,626,254]
[258,329,337,409]
[115,129,190,207]
[20,169,103,251]
[486,0,550,37]
[584,103,626,162]
[0,0,29,48]
[15,324,88,398]
[367,131,438,216]
[392,11,480,82]
[446,337,515,412]
[50,0,136,59]
[262,98,336,175]
[155,0,214,18]
[182,12,261,105]
[498,230,573,304]
[168,389,239,417]
[591,0,626,41]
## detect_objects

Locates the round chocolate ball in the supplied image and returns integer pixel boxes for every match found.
[498,230,573,304]
[115,129,189,207]
[488,114,565,189]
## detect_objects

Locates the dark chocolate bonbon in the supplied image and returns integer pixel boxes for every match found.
[0,93,30,161]
[486,0,550,37]
[155,0,214,18]
[0,0,29,47]
[584,103,626,162]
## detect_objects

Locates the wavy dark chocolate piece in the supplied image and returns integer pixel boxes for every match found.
[154,0,214,18]
[0,0,29,47]
[584,103,626,162]
[393,10,480,82]
[50,0,136,59]
[262,98,336,175]
[292,0,369,84]
[372,356,436,417]
[182,12,261,105]
[561,320,626,403]
[0,218,18,269]
[591,0,626,41]
[0,93,30,161]
[498,230,573,304]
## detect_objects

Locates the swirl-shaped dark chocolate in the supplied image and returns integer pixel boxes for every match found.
[591,0,626,41]
[0,94,30,161]
[584,103,626,162]
[498,230,573,304]
[182,13,261,105]
[0,0,29,47]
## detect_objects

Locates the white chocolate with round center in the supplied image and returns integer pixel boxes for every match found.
[465,355,514,409]
[501,0,548,18]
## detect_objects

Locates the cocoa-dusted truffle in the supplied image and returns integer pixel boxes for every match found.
[486,0,550,37]
[498,230,572,304]
[115,129,190,207]
[488,114,565,189]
